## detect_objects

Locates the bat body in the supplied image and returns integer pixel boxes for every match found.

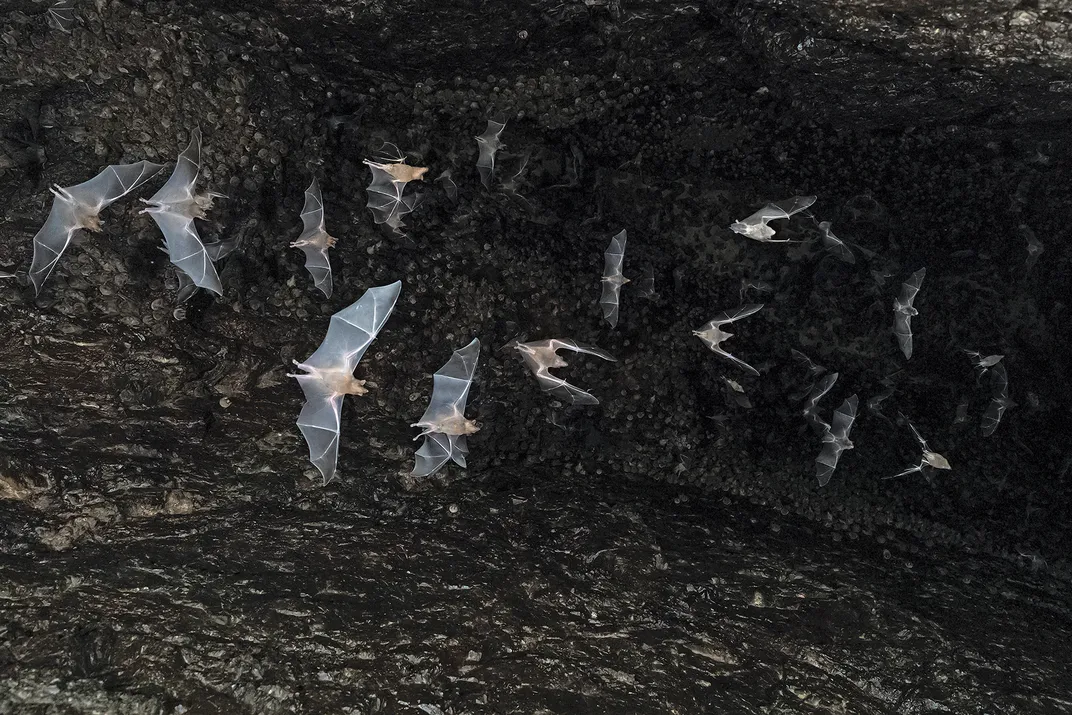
[817,221,855,264]
[291,178,336,298]
[981,362,1015,437]
[475,119,507,188]
[886,416,952,480]
[599,229,630,328]
[363,152,427,234]
[514,338,616,406]
[692,303,764,376]
[28,160,163,295]
[730,195,816,243]
[411,338,481,477]
[893,267,926,359]
[288,281,402,484]
[141,128,227,298]
[815,394,858,486]
[963,349,1003,377]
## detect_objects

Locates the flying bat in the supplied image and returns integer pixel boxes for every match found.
[1019,224,1043,272]
[963,349,1003,378]
[815,394,858,486]
[692,303,764,376]
[411,338,481,478]
[802,371,839,429]
[287,281,402,484]
[893,267,926,359]
[141,128,227,298]
[886,415,952,480]
[514,338,616,406]
[981,361,1015,437]
[730,195,816,243]
[28,160,163,295]
[291,178,336,298]
[475,119,507,189]
[363,145,427,234]
[599,229,630,328]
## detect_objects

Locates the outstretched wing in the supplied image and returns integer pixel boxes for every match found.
[149,209,223,296]
[803,372,839,421]
[303,281,402,374]
[300,178,326,237]
[28,195,82,296]
[412,432,453,477]
[550,339,617,362]
[415,338,481,428]
[710,303,764,326]
[818,221,855,264]
[364,162,413,227]
[894,312,914,359]
[815,441,842,487]
[981,362,1011,436]
[830,394,859,440]
[475,119,507,188]
[148,128,203,204]
[600,229,627,328]
[66,161,164,211]
[292,374,344,484]
[295,178,333,298]
[898,268,926,308]
[710,346,761,377]
[47,0,77,32]
[768,195,816,218]
[536,372,601,406]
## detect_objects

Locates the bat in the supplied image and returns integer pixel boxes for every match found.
[885,415,952,480]
[363,145,427,234]
[290,178,336,298]
[411,338,481,477]
[28,160,163,296]
[802,372,839,428]
[815,394,858,486]
[287,281,402,484]
[981,362,1015,437]
[514,338,616,405]
[730,195,816,243]
[169,236,238,304]
[791,349,827,379]
[1019,224,1043,271]
[47,0,76,32]
[435,169,458,203]
[141,128,228,298]
[817,221,855,264]
[599,229,630,328]
[962,349,1003,377]
[475,119,507,189]
[893,267,926,359]
[692,303,764,376]
[722,376,752,409]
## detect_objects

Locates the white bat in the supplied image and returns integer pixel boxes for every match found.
[291,178,337,298]
[730,195,816,243]
[411,338,481,478]
[599,229,630,328]
[893,267,926,359]
[692,303,764,376]
[815,394,858,486]
[514,338,616,406]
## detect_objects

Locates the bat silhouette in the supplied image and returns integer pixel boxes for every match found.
[1019,224,1044,271]
[363,144,427,234]
[730,195,816,243]
[475,119,507,189]
[886,415,951,480]
[47,0,76,31]
[435,169,458,203]
[981,361,1015,437]
[290,178,336,298]
[815,394,858,486]
[692,303,764,376]
[287,281,402,484]
[599,229,629,328]
[28,160,163,295]
[141,128,227,298]
[802,372,839,428]
[411,338,481,478]
[893,267,926,359]
[514,338,616,405]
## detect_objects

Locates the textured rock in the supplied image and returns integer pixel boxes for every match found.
[1,0,1071,712]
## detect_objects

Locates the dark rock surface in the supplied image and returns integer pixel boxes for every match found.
[1,0,1071,712]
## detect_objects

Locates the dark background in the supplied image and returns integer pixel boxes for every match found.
[1,0,1070,712]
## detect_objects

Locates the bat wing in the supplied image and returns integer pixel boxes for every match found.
[303,281,402,374]
[295,178,333,298]
[293,374,344,484]
[476,119,507,187]
[804,372,839,413]
[830,394,859,440]
[149,209,223,296]
[711,346,761,377]
[710,303,764,326]
[300,178,325,237]
[769,195,816,218]
[48,0,77,31]
[28,195,81,295]
[818,222,855,264]
[450,434,469,467]
[412,432,453,477]
[297,245,332,299]
[149,128,202,204]
[894,312,914,359]
[898,268,926,307]
[435,169,458,202]
[65,160,165,210]
[551,339,617,362]
[364,163,408,225]
[981,363,1010,436]
[603,229,627,275]
[416,338,481,427]
[599,280,622,328]
[537,372,600,406]
[815,440,842,487]
[204,237,238,262]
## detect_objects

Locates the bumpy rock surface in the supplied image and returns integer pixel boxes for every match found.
[1,0,1070,712]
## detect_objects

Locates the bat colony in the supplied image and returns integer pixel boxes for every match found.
[7,114,1023,486]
